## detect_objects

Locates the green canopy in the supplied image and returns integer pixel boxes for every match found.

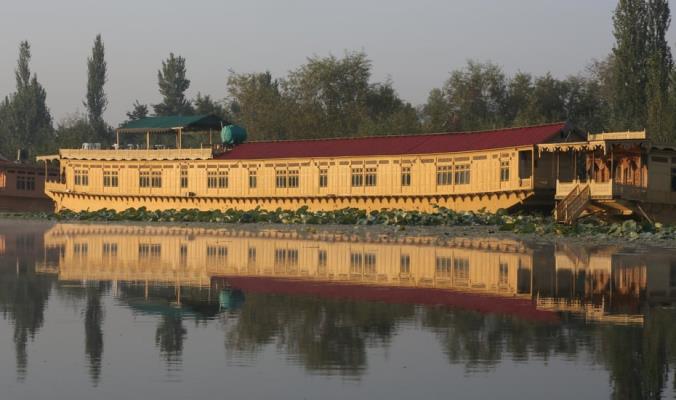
[117,114,226,134]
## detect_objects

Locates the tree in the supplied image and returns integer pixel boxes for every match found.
[2,41,54,156]
[126,100,149,122]
[193,92,227,119]
[55,113,96,149]
[227,71,288,140]
[610,0,649,130]
[153,53,193,116]
[84,35,108,133]
[421,88,451,132]
[645,0,673,142]
[442,60,508,131]
[283,51,372,137]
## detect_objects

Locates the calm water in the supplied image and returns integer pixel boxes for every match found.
[1,220,676,399]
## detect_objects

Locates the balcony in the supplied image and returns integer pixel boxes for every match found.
[555,180,646,201]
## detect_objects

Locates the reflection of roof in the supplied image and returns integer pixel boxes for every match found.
[117,114,225,133]
[216,123,568,160]
[216,276,559,323]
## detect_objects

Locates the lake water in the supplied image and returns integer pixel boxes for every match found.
[1,220,676,399]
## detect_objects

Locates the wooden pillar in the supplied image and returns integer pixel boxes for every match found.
[209,129,213,146]
[146,131,150,150]
[591,150,595,183]
[43,161,48,183]
[116,130,120,147]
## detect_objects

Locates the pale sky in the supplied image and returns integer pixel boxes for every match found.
[1,0,674,126]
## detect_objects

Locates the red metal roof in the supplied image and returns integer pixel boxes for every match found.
[216,123,567,160]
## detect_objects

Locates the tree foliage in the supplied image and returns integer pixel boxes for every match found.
[153,53,193,116]
[84,35,108,128]
[0,41,54,157]
[125,100,149,122]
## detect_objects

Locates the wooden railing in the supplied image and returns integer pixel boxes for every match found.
[59,148,213,161]
[556,184,591,224]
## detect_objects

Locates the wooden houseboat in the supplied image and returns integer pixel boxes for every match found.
[36,116,676,222]
[0,158,56,212]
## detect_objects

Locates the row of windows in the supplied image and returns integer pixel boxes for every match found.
[71,162,513,190]
[71,241,510,284]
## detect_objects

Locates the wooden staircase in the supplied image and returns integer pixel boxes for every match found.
[556,184,591,224]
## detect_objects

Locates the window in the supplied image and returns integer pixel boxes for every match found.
[400,254,410,274]
[365,167,377,187]
[207,245,228,260]
[453,258,470,281]
[16,175,36,191]
[436,165,452,185]
[401,166,411,186]
[454,164,470,185]
[249,170,257,188]
[350,253,363,274]
[364,253,377,274]
[276,170,287,188]
[318,250,327,268]
[288,170,299,188]
[180,168,188,188]
[274,248,298,269]
[74,243,88,255]
[499,262,509,285]
[139,243,161,258]
[436,257,452,277]
[151,171,162,188]
[319,169,328,188]
[74,169,89,186]
[139,170,150,188]
[102,243,118,257]
[248,247,257,266]
[207,171,218,188]
[103,170,118,187]
[500,160,509,182]
[672,168,676,192]
[217,170,228,188]
[180,244,188,265]
[208,170,228,188]
[351,168,364,187]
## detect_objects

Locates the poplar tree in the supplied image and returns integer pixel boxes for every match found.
[3,41,53,155]
[84,34,108,128]
[645,0,673,142]
[610,0,648,131]
[153,53,193,116]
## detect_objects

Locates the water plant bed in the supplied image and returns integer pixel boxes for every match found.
[4,206,675,241]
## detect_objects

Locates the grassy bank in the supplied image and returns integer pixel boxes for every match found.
[3,206,675,241]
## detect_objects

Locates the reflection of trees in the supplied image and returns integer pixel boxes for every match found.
[84,283,106,386]
[0,260,53,381]
[155,314,187,368]
[224,293,415,376]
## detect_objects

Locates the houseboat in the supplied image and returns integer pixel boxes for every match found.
[36,115,676,222]
[0,157,56,212]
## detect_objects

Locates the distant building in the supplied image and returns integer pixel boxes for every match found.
[36,116,676,222]
[0,158,56,212]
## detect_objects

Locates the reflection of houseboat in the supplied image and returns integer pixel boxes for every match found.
[34,223,665,324]
[35,117,676,222]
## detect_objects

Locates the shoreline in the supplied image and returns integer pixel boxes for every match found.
[1,213,674,250]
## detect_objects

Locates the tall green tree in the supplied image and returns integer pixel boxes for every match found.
[153,53,193,116]
[421,88,451,132]
[610,0,649,130]
[84,35,108,133]
[2,41,54,156]
[645,0,673,142]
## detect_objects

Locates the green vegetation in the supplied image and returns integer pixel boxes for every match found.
[1,206,667,241]
[0,1,675,160]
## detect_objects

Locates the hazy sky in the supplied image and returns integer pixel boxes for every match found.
[2,0,675,126]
